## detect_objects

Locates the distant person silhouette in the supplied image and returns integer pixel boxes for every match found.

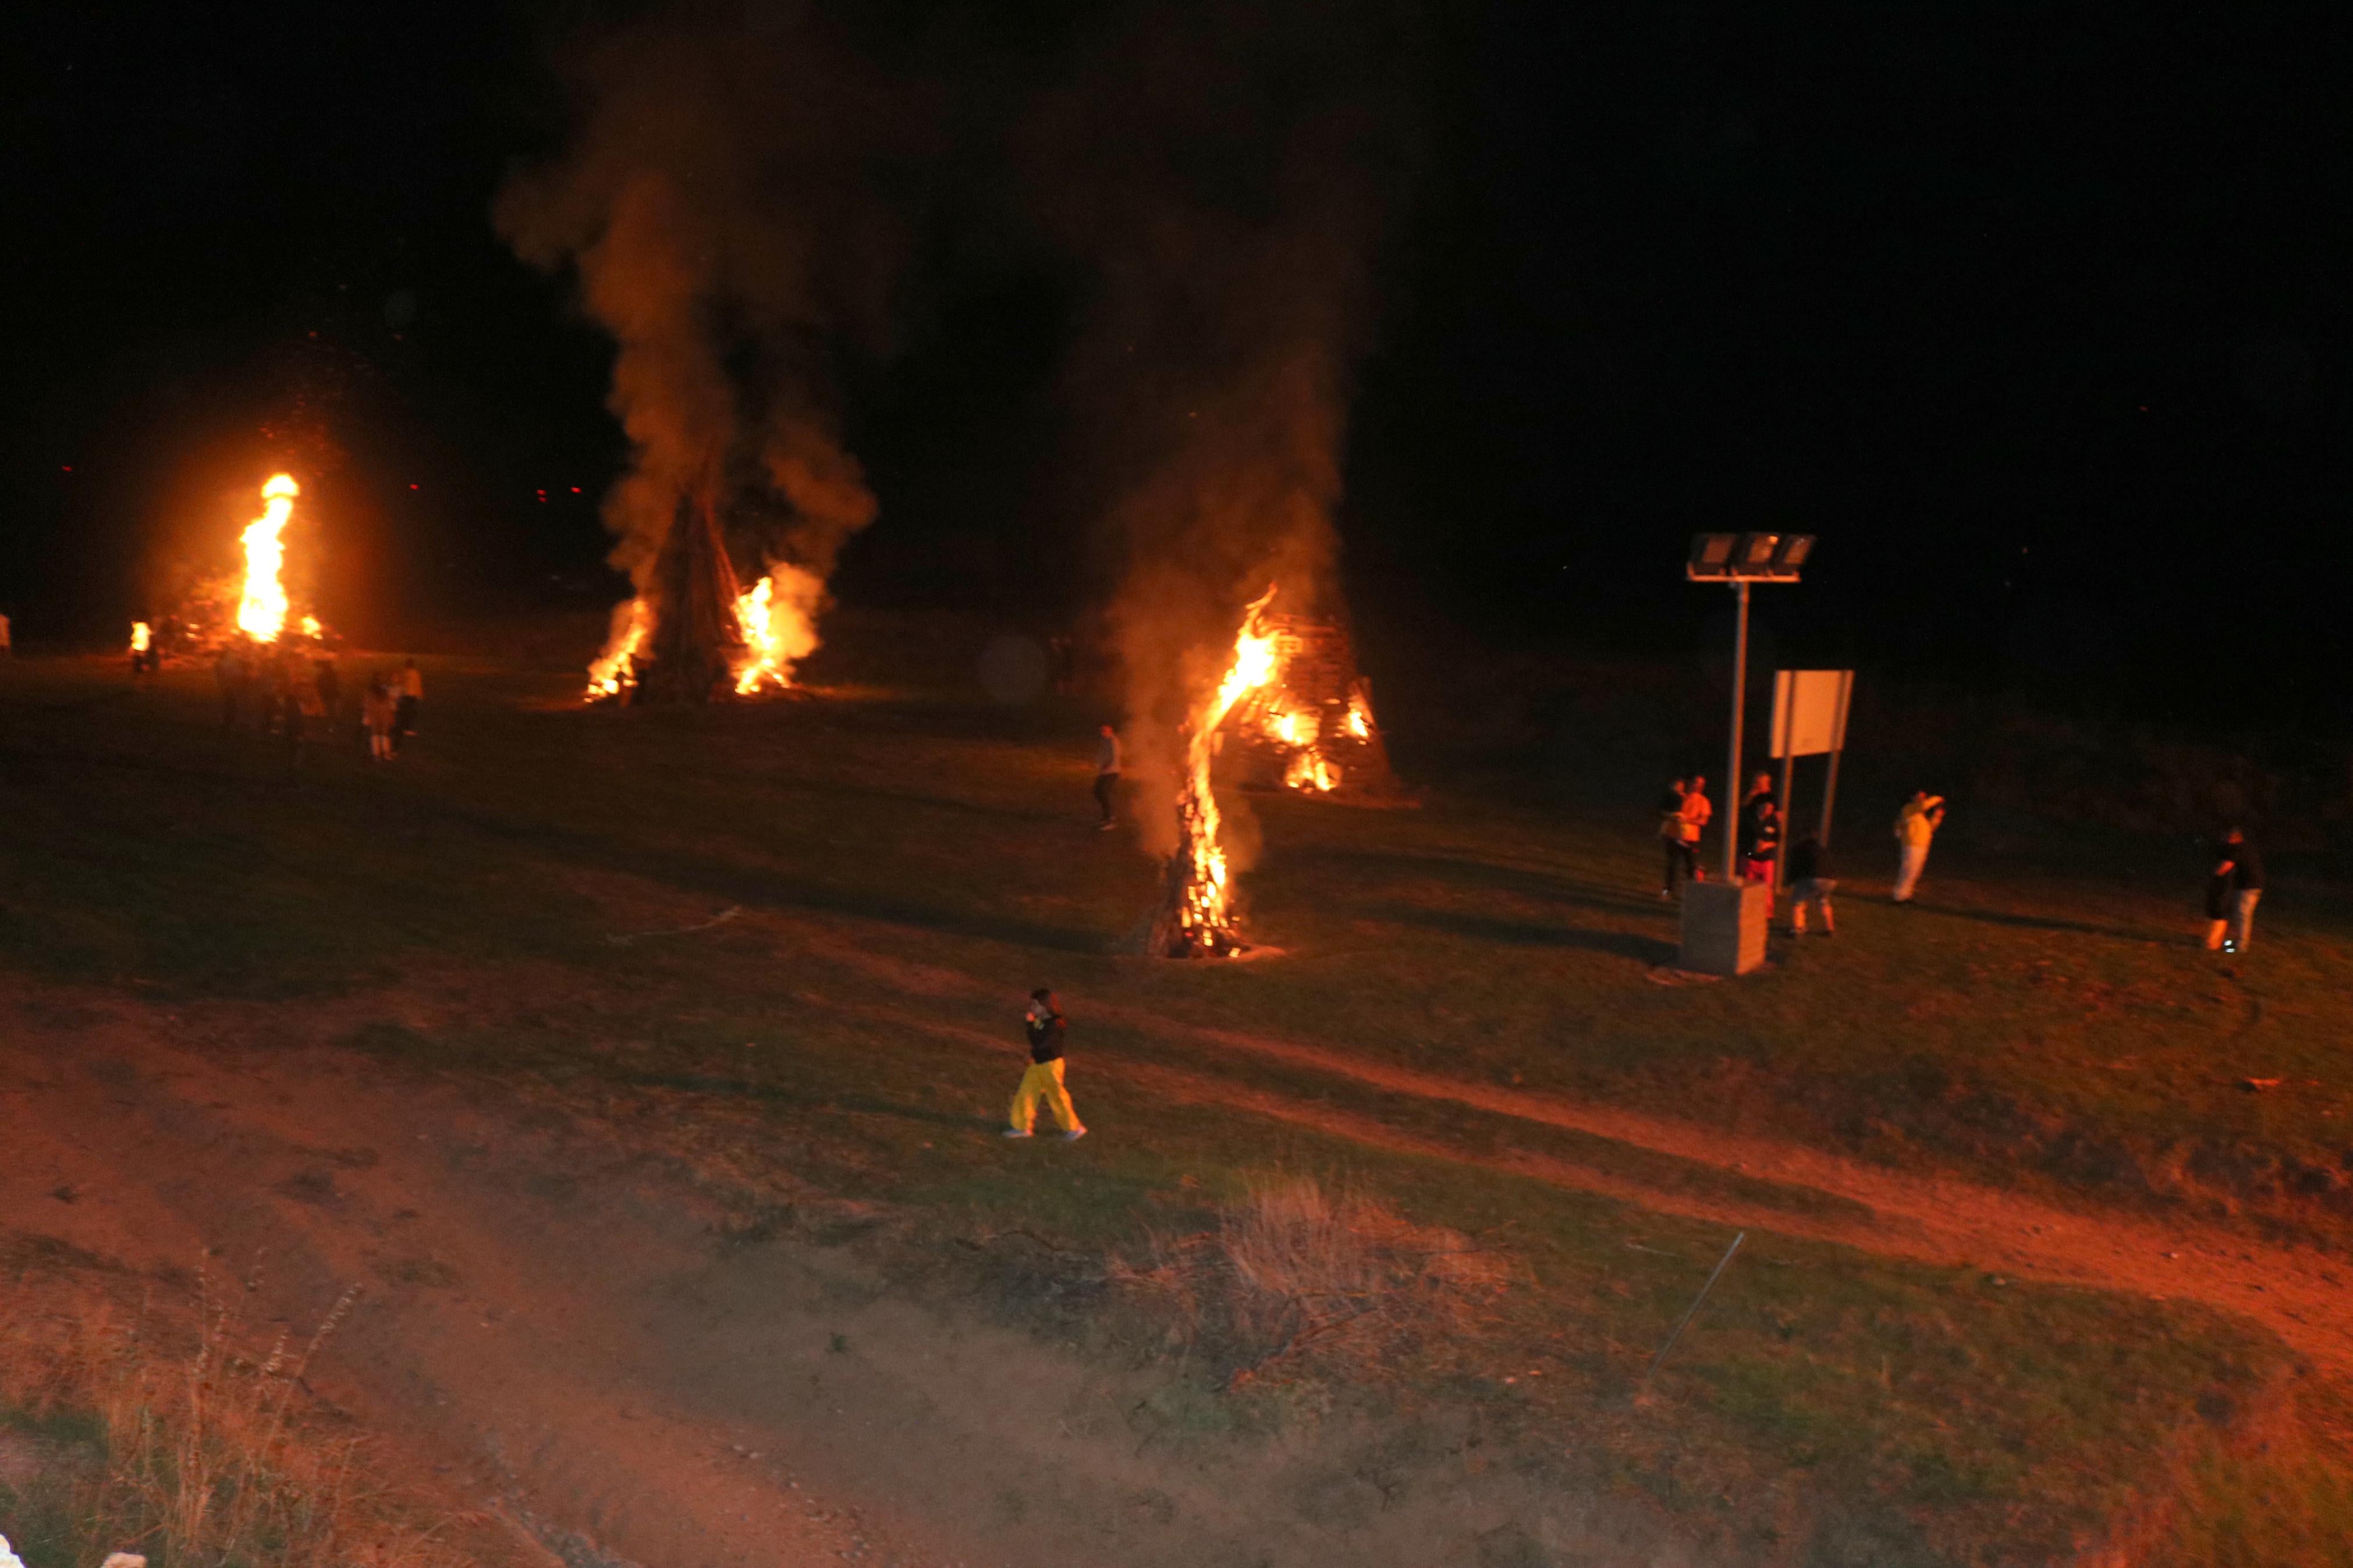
[1892,792,1945,904]
[2203,827,2263,954]
[1093,724,1122,830]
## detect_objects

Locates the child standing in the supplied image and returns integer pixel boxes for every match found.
[1004,988,1087,1141]
[1786,834,1836,936]
[363,677,396,762]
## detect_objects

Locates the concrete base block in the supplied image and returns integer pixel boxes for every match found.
[1678,879,1769,976]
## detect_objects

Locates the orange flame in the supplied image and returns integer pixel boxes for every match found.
[239,472,299,644]
[1284,750,1339,792]
[1169,585,1282,952]
[587,598,651,700]
[300,614,322,639]
[236,474,299,643]
[129,621,151,653]
[732,566,823,694]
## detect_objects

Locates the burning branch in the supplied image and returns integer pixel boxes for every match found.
[1146,585,1283,958]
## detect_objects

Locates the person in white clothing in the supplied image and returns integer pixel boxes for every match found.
[1891,792,1945,903]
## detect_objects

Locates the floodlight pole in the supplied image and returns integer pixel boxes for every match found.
[1807,681,1844,851]
[1722,579,1749,884]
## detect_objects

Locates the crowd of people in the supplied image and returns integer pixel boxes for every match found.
[1653,773,2263,950]
[200,642,426,773]
[1656,771,1833,934]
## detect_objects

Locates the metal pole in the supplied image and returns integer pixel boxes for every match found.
[1776,742,1795,895]
[1818,671,1851,849]
[1723,580,1748,883]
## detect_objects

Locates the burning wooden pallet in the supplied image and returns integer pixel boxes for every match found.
[1224,611,1396,799]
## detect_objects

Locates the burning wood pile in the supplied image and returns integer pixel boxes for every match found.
[1222,611,1394,798]
[137,473,333,659]
[1143,586,1393,958]
[1145,588,1283,958]
[584,491,825,705]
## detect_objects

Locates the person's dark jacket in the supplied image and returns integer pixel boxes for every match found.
[1787,838,1830,883]
[1025,1008,1066,1064]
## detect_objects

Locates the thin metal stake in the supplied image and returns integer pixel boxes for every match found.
[1642,1231,1745,1387]
[1722,581,1749,883]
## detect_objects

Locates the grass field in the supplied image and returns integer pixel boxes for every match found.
[3,629,2350,1565]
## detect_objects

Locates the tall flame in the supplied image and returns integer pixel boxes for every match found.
[732,566,823,694]
[236,474,299,643]
[129,621,151,653]
[1164,585,1282,954]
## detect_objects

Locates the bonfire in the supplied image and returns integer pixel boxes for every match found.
[1145,586,1284,958]
[584,494,823,704]
[237,474,300,643]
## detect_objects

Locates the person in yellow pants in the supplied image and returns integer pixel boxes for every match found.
[1004,987,1087,1140]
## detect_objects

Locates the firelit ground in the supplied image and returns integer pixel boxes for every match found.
[1,639,2348,1567]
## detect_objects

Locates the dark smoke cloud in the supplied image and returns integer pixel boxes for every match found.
[495,2,919,645]
[1025,1,1424,854]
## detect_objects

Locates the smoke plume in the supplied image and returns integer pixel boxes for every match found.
[1027,1,1421,854]
[495,3,913,671]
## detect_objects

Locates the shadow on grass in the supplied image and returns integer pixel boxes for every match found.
[1362,902,1676,964]
[767,774,1070,828]
[624,1071,992,1130]
[433,803,1109,955]
[1884,897,2160,944]
[1291,846,1666,919]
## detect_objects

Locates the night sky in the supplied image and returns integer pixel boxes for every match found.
[5,3,2346,730]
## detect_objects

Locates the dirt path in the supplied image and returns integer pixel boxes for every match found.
[0,986,1681,1568]
[1103,1013,2353,1374]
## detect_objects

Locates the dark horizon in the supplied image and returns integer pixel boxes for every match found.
[5,2,2347,734]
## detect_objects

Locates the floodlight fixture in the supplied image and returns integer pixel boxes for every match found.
[1687,530,1813,582]
[1686,533,1738,579]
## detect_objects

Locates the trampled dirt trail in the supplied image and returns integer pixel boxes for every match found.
[0,984,1683,1568]
[1109,1014,2353,1375]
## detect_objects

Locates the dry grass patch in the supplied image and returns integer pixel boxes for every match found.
[0,1266,468,1568]
[1116,1174,1516,1388]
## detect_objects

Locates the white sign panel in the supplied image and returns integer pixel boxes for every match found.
[1771,669,1852,759]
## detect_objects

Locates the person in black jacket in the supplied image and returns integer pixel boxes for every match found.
[1004,987,1088,1140]
[1786,834,1835,936]
[2203,828,2265,954]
